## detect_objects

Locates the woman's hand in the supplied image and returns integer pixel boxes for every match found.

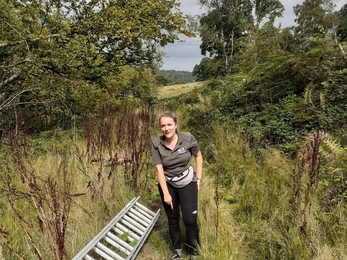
[164,193,173,209]
[194,151,203,192]
[155,164,173,209]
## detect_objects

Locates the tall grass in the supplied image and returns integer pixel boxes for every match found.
[0,104,161,260]
[0,131,135,259]
[0,110,346,259]
[196,124,347,259]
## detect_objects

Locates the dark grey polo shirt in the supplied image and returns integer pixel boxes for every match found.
[151,132,200,178]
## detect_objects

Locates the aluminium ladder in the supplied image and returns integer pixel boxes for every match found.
[72,196,160,260]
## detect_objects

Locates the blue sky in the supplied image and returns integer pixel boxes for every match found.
[161,0,346,72]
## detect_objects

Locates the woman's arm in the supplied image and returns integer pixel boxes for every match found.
[194,151,203,190]
[155,164,173,209]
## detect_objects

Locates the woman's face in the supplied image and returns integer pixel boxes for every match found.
[160,117,177,139]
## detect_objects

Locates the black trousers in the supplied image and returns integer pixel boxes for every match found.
[159,181,199,253]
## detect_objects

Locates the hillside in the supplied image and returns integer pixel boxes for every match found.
[158,81,205,99]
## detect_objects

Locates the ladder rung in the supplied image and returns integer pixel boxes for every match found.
[123,215,146,232]
[121,218,144,235]
[135,202,155,217]
[95,242,124,260]
[104,235,131,255]
[129,208,151,224]
[106,231,134,252]
[113,226,139,242]
[93,245,118,260]
[127,211,150,227]
[132,206,153,220]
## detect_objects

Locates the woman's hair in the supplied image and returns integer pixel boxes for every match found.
[159,111,178,132]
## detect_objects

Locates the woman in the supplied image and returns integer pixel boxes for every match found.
[151,111,203,259]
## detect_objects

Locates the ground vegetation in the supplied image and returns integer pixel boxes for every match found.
[1,0,347,259]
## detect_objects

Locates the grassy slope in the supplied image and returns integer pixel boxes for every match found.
[158,81,205,99]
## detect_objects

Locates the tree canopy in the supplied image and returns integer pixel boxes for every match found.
[169,0,347,155]
[294,0,338,40]
[337,4,347,41]
[0,0,193,131]
[194,0,284,78]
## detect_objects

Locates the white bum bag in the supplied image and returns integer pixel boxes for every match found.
[165,165,194,188]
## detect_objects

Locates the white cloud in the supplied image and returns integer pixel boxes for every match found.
[161,0,346,72]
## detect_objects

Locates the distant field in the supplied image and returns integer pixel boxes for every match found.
[158,81,205,99]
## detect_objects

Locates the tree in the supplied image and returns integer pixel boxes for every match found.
[337,4,347,41]
[198,0,253,75]
[193,57,213,81]
[197,0,283,77]
[294,0,338,40]
[0,0,193,131]
[236,25,296,73]
[253,0,284,28]
[155,75,171,86]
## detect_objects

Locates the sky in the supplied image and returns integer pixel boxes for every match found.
[161,0,346,72]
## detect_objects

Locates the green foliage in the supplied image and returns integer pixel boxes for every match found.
[337,4,347,41]
[167,33,347,156]
[155,74,171,86]
[119,232,138,246]
[197,0,284,77]
[151,4,347,255]
[1,0,347,258]
[192,57,225,81]
[1,103,347,259]
[236,26,296,74]
[204,33,347,154]
[205,124,347,259]
[253,0,285,27]
[156,70,197,85]
[0,104,158,259]
[198,0,253,74]
[294,0,338,40]
[209,123,256,188]
[0,0,193,132]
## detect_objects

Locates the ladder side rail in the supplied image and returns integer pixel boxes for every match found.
[127,209,161,260]
[84,255,95,260]
[95,242,124,260]
[72,197,140,260]
[129,208,151,224]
